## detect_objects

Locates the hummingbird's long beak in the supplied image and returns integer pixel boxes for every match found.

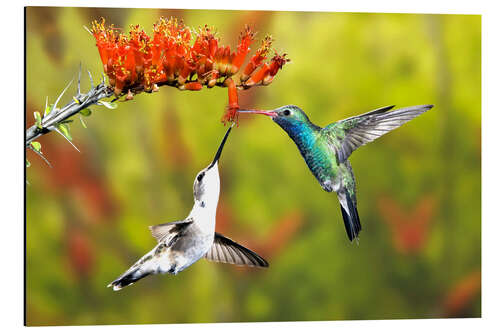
[209,122,234,169]
[238,109,278,117]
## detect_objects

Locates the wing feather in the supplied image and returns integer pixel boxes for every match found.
[322,104,433,164]
[204,233,269,268]
[148,219,193,244]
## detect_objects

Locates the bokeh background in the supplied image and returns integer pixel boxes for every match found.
[25,7,481,326]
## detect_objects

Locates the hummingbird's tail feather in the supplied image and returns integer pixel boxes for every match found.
[107,267,151,291]
[107,249,160,291]
[338,191,361,242]
[108,268,150,291]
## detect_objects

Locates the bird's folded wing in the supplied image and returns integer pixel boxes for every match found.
[149,218,193,244]
[204,233,269,268]
[322,104,433,164]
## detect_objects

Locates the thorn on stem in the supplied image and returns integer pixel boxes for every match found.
[28,145,52,168]
[53,127,81,153]
[53,78,74,111]
[88,70,94,88]
[77,63,82,95]
[83,25,92,36]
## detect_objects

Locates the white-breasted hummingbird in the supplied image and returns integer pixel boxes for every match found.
[108,124,268,291]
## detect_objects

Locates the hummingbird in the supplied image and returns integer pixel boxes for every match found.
[238,104,434,242]
[108,124,268,291]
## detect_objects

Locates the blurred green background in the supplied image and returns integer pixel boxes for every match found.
[25,7,481,326]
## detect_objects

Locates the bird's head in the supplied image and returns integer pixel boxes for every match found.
[193,123,234,205]
[238,105,312,133]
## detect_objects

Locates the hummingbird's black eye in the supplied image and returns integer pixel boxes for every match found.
[197,172,205,182]
[283,109,291,116]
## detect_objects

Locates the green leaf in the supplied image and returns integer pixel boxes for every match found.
[26,159,31,168]
[30,141,41,152]
[44,103,54,117]
[59,119,74,124]
[79,116,87,129]
[34,111,42,129]
[57,123,72,141]
[79,108,92,117]
[99,101,118,109]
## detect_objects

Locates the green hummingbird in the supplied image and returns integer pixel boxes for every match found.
[238,104,434,242]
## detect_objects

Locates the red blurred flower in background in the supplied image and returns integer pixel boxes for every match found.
[442,270,481,317]
[378,195,436,255]
[216,201,304,273]
[67,226,95,279]
[91,17,289,123]
[31,139,118,224]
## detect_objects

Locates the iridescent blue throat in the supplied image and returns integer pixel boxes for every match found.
[273,117,321,156]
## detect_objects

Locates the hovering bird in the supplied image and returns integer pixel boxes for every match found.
[238,104,434,242]
[108,124,268,291]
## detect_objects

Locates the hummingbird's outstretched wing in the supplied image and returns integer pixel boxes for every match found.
[149,218,194,244]
[107,219,194,291]
[322,104,434,164]
[204,233,269,268]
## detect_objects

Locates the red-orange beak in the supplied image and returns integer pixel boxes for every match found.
[237,109,278,117]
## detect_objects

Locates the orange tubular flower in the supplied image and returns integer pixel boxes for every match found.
[241,35,272,81]
[263,53,290,85]
[230,25,255,75]
[90,17,289,123]
[179,82,203,91]
[223,78,239,123]
[244,63,270,87]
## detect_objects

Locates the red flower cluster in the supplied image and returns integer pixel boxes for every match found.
[91,17,289,123]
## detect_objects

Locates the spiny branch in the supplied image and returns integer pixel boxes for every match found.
[25,66,114,166]
[26,67,113,146]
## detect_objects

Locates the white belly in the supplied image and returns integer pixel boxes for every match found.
[170,232,213,273]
